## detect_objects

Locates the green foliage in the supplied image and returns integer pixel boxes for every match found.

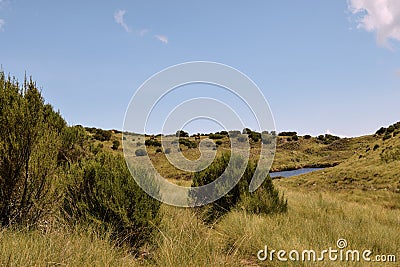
[278,131,297,137]
[156,148,162,153]
[58,125,89,166]
[208,134,224,139]
[93,129,112,142]
[380,146,400,163]
[0,72,65,226]
[216,140,222,146]
[63,151,161,250]
[249,131,261,142]
[291,135,299,141]
[135,148,147,157]
[317,134,340,144]
[176,130,189,137]
[145,139,161,147]
[373,144,380,151]
[190,153,287,223]
[242,128,252,135]
[111,140,120,150]
[383,133,392,141]
[178,138,197,148]
[304,135,312,139]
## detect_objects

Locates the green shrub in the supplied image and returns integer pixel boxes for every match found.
[376,127,387,135]
[93,129,112,141]
[304,135,312,139]
[178,138,197,148]
[278,131,297,137]
[176,130,189,137]
[135,148,147,156]
[209,134,224,139]
[190,153,287,223]
[373,144,380,151]
[292,135,299,141]
[63,151,160,250]
[0,72,66,226]
[216,140,223,146]
[112,140,120,150]
[383,133,392,141]
[145,139,162,147]
[156,148,162,153]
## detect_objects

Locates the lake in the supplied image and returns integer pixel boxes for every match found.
[269,168,324,178]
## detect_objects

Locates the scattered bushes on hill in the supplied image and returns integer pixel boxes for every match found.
[317,134,340,144]
[63,151,161,250]
[278,131,297,137]
[145,139,162,147]
[176,130,189,137]
[190,153,287,223]
[179,138,197,148]
[209,134,224,139]
[93,129,112,141]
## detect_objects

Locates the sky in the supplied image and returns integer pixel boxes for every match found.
[0,0,400,137]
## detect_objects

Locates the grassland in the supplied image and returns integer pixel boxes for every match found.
[2,128,399,266]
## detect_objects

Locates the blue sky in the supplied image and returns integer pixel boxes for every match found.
[0,0,399,136]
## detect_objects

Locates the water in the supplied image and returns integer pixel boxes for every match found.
[269,168,324,178]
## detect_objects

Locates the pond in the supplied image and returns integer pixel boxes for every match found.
[269,168,324,178]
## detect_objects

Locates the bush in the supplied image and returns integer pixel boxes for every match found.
[112,140,120,150]
[304,135,312,139]
[190,153,287,223]
[216,140,223,146]
[209,134,224,139]
[383,133,392,141]
[249,131,261,142]
[145,139,162,147]
[291,135,299,141]
[178,138,197,148]
[376,127,387,135]
[93,129,112,141]
[63,152,160,250]
[135,148,147,156]
[373,144,380,151]
[237,135,247,143]
[176,130,189,137]
[0,72,66,226]
[156,148,162,153]
[164,148,172,154]
[278,131,297,137]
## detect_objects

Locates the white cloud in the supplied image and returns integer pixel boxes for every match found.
[0,19,5,32]
[114,9,130,32]
[155,35,168,44]
[348,0,400,48]
[139,29,149,36]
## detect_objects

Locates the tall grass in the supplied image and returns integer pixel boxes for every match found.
[0,224,137,266]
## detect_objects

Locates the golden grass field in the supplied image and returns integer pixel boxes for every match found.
[1,130,399,266]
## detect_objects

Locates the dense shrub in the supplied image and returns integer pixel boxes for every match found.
[209,134,224,139]
[383,133,392,141]
[93,129,112,141]
[242,128,252,135]
[112,140,120,150]
[304,135,312,139]
[135,148,147,156]
[373,144,380,151]
[176,130,189,137]
[145,139,162,147]
[0,73,66,226]
[249,131,261,142]
[216,140,223,146]
[156,148,162,153]
[178,138,197,148]
[317,134,340,144]
[63,152,160,250]
[291,135,299,141]
[278,131,297,137]
[376,127,387,135]
[190,153,287,223]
